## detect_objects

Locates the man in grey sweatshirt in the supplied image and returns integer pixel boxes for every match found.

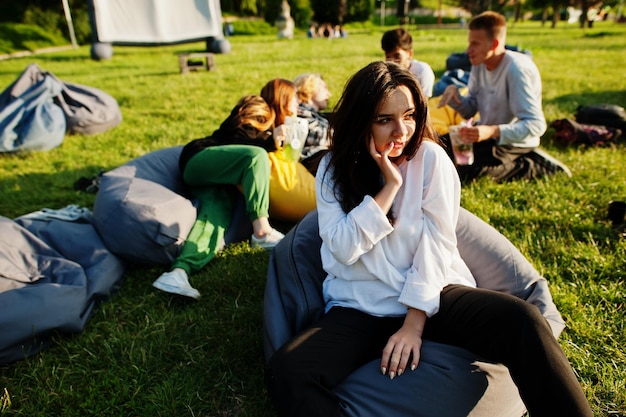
[439,11,570,183]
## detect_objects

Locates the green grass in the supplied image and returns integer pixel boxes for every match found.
[1,20,625,416]
[0,23,68,55]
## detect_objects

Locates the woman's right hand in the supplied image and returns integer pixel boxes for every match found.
[368,136,402,188]
[273,124,288,148]
[368,137,402,215]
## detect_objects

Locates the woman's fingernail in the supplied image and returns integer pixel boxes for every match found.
[381,367,386,375]
[411,364,416,371]
[389,371,395,380]
[397,368,403,376]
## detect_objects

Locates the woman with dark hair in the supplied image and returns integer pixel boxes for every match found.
[266,62,592,417]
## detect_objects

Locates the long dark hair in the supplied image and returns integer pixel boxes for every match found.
[325,61,438,215]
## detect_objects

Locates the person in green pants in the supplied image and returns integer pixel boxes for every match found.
[153,95,284,299]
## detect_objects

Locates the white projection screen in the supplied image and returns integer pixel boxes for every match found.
[90,0,224,44]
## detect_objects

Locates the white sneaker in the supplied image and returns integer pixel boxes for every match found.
[152,269,200,299]
[251,228,284,250]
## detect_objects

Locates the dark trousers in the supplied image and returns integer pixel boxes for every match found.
[267,284,592,417]
[441,136,549,183]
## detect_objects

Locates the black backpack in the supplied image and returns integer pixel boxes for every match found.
[575,104,626,131]
[550,118,622,146]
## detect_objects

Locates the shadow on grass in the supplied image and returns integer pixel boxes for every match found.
[583,31,623,38]
[83,247,275,415]
[0,164,106,218]
[544,90,626,116]
[1,226,276,414]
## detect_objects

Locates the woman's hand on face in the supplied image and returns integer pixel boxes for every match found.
[380,308,426,380]
[368,136,402,188]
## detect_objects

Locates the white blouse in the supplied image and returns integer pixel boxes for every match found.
[316,141,476,318]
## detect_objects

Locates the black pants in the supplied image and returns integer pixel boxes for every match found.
[441,136,551,183]
[267,284,592,417]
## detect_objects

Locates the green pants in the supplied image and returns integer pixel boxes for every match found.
[172,145,271,274]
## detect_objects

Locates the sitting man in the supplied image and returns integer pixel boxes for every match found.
[438,11,571,183]
[381,28,436,98]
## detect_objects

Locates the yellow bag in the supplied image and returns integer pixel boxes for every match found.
[429,97,465,136]
[428,88,478,136]
[268,150,316,222]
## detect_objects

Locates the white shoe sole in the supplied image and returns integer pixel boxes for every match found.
[152,280,200,299]
[251,229,284,250]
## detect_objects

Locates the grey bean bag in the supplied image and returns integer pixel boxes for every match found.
[0,215,125,365]
[263,209,565,417]
[0,70,66,152]
[0,63,122,140]
[92,146,252,265]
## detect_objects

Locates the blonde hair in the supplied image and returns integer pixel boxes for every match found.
[235,95,275,132]
[294,73,324,103]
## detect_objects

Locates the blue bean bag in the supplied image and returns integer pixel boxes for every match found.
[263,209,565,417]
[0,63,122,153]
[0,215,125,364]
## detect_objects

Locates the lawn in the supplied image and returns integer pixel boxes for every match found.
[0,20,625,416]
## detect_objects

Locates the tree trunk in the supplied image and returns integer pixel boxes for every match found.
[551,0,558,28]
[514,0,522,23]
[580,0,590,28]
[396,0,410,25]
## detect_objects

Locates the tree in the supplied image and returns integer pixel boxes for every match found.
[457,0,492,15]
[310,0,344,24]
[542,0,566,28]
[222,0,262,15]
[397,0,410,24]
[0,0,91,44]
[263,0,312,26]
[317,0,372,24]
[578,0,596,27]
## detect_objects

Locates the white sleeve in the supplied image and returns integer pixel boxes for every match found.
[398,144,461,316]
[315,156,394,266]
